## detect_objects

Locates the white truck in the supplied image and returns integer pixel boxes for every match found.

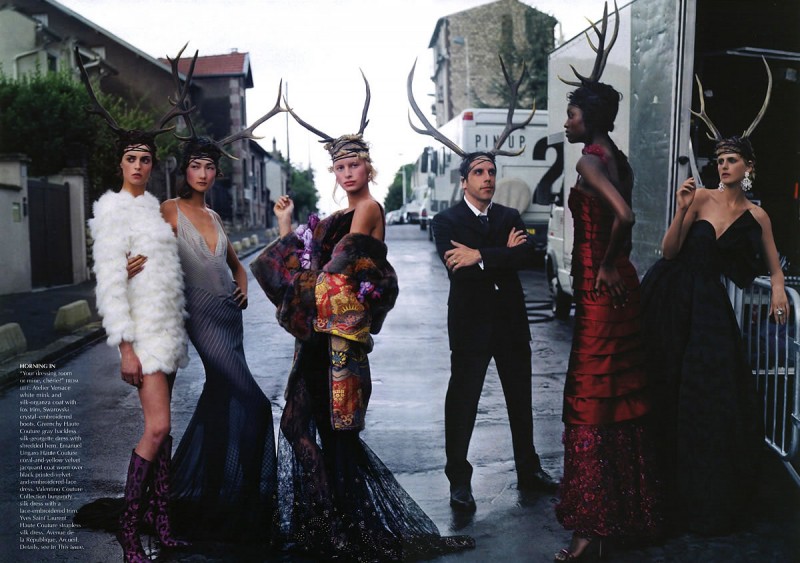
[420,107,555,250]
[542,0,800,318]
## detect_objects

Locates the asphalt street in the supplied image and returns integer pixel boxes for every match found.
[1,223,797,562]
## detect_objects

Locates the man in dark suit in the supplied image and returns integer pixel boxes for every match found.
[432,152,557,512]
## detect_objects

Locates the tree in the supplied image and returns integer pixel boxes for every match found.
[0,68,166,202]
[384,181,403,212]
[0,69,94,175]
[290,166,318,221]
[473,11,556,110]
[383,163,414,211]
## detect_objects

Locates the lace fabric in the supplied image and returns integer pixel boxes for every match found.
[276,336,474,561]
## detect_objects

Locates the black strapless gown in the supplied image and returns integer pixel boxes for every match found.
[640,211,765,535]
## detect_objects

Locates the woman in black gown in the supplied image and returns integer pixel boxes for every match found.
[640,59,787,535]
[250,75,475,561]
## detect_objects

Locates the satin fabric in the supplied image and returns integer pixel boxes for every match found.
[563,187,650,425]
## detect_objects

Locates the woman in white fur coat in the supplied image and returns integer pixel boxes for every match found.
[89,134,189,562]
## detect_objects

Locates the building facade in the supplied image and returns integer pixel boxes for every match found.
[428,0,557,126]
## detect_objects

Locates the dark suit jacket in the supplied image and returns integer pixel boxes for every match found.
[432,200,535,352]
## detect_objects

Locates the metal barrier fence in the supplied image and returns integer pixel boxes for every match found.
[729,277,800,486]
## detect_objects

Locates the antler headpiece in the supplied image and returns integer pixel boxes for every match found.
[558,1,619,87]
[285,70,372,162]
[692,56,772,162]
[166,44,286,167]
[75,44,196,158]
[407,56,536,173]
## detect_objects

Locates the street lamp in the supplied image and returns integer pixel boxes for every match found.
[399,156,407,207]
[452,35,470,109]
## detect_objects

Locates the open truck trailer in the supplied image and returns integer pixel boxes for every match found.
[543,0,800,317]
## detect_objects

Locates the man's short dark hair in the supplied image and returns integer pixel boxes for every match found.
[459,152,496,180]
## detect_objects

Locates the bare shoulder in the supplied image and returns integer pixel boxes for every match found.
[353,198,382,220]
[575,152,603,173]
[747,204,771,226]
[692,186,713,206]
[160,198,178,216]
[160,198,179,227]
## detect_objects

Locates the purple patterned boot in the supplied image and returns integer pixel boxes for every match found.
[150,436,190,548]
[117,450,152,563]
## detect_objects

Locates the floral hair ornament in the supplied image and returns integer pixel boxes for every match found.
[166,43,287,164]
[75,44,197,158]
[284,70,373,162]
[407,57,536,161]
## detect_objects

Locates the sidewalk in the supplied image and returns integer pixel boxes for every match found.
[0,226,273,388]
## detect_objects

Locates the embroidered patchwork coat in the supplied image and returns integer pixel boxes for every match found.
[250,211,398,430]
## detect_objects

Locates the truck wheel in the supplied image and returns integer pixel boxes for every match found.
[420,221,427,231]
[549,273,572,319]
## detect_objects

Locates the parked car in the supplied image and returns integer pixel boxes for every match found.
[400,200,421,224]
[386,209,402,225]
[419,194,432,231]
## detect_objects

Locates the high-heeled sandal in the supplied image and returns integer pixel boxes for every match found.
[553,535,603,562]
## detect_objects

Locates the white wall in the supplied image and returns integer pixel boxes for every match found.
[0,156,32,295]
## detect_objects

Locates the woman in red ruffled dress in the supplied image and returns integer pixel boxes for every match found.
[553,13,662,555]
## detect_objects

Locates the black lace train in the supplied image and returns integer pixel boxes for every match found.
[276,335,474,561]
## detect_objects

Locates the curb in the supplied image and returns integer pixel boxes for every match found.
[0,323,106,391]
[0,235,273,392]
[0,242,268,392]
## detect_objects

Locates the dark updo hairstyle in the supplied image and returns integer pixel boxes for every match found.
[715,135,756,166]
[567,82,622,134]
[458,152,496,180]
[177,137,223,199]
[115,130,158,164]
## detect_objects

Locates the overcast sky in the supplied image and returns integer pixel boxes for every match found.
[59,0,603,212]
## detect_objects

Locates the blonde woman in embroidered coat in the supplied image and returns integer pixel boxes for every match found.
[89,135,189,563]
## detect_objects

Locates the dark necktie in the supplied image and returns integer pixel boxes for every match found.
[478,214,489,234]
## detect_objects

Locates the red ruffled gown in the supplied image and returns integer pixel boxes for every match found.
[555,145,662,539]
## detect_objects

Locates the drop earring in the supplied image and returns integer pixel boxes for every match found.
[741,171,753,192]
[718,182,725,192]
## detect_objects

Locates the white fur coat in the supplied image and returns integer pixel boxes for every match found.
[89,190,189,374]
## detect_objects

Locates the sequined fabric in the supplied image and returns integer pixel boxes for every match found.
[556,421,662,538]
